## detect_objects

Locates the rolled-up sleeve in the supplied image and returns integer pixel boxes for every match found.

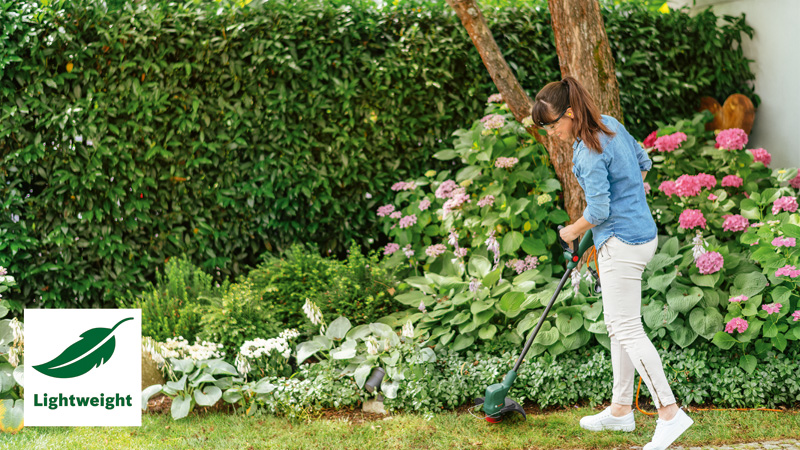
[578,153,611,225]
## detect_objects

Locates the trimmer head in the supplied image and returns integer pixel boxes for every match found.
[474,370,526,422]
[475,396,526,423]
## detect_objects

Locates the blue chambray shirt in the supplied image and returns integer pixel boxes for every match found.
[571,115,657,250]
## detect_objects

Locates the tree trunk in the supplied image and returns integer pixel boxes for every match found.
[445,0,622,224]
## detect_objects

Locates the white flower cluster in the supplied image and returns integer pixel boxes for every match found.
[7,318,23,367]
[692,231,708,261]
[160,336,225,361]
[142,336,166,368]
[303,299,326,333]
[240,337,291,360]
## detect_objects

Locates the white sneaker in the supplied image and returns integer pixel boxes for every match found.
[643,409,694,450]
[579,406,635,432]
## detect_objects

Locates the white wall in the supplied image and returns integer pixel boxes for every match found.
[668,0,800,169]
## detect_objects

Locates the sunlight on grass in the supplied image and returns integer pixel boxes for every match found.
[0,407,797,450]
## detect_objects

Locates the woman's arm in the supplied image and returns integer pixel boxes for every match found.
[559,216,595,243]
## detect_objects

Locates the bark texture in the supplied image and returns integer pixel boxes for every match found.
[446,0,621,223]
[547,0,622,220]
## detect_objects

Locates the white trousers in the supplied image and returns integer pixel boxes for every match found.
[598,236,676,409]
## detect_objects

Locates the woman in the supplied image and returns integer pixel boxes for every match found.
[531,77,692,450]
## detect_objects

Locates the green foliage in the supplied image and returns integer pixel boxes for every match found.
[254,341,800,415]
[0,0,756,309]
[195,281,281,359]
[121,255,225,342]
[142,357,242,420]
[249,243,402,330]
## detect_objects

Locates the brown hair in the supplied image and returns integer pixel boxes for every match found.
[531,76,614,153]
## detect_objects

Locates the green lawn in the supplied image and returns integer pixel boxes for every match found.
[1,407,798,450]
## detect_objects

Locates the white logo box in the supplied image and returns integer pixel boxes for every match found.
[24,309,141,427]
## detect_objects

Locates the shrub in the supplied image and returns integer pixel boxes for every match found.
[195,280,282,359]
[248,243,402,330]
[119,255,224,342]
[0,0,756,309]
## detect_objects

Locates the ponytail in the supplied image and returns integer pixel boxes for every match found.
[531,76,614,153]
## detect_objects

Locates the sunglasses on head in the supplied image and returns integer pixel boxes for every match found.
[537,107,570,129]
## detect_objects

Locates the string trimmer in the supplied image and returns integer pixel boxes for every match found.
[475,226,599,423]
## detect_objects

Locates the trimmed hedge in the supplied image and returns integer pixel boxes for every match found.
[0,0,755,308]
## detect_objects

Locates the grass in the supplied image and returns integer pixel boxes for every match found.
[1,406,798,450]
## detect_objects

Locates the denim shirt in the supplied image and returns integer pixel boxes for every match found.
[571,115,657,250]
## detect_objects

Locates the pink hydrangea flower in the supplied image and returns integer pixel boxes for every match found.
[435,180,458,199]
[505,255,539,274]
[654,132,688,152]
[398,214,417,228]
[716,128,748,150]
[762,303,782,315]
[724,317,748,334]
[659,180,678,196]
[643,182,651,194]
[772,237,797,248]
[695,173,717,190]
[390,211,402,219]
[749,148,772,166]
[384,243,400,255]
[418,198,431,211]
[495,157,519,169]
[481,114,505,130]
[722,214,749,232]
[676,174,702,197]
[487,93,504,104]
[391,181,416,191]
[708,193,718,201]
[425,244,447,258]
[792,310,800,322]
[696,251,723,274]
[454,247,468,258]
[772,196,798,215]
[377,204,395,217]
[721,175,744,188]
[775,265,800,278]
[477,195,495,208]
[789,169,800,189]
[442,188,470,213]
[728,295,748,303]
[679,209,707,230]
[643,131,658,149]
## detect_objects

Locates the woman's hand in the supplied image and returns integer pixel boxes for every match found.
[559,224,580,244]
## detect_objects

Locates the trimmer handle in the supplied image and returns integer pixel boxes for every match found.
[557,225,594,270]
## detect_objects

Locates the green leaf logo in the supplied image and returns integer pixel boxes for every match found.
[33,317,133,379]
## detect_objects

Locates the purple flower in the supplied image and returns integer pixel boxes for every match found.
[418,198,431,211]
[435,180,458,199]
[391,181,416,191]
[418,300,426,313]
[377,204,395,217]
[695,251,723,274]
[425,244,447,258]
[390,211,402,219]
[398,214,417,228]
[495,157,519,169]
[384,243,400,255]
[469,278,480,292]
[478,195,495,208]
[442,188,470,214]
